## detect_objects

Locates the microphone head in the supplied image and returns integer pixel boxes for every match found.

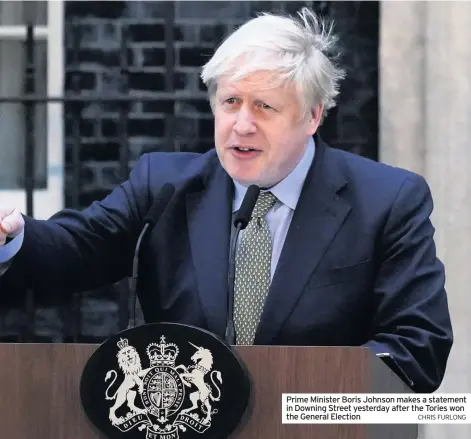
[234,184,260,229]
[144,183,176,226]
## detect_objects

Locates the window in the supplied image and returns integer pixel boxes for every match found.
[0,1,64,219]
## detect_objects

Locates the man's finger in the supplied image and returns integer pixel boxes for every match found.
[0,208,16,223]
[0,223,7,235]
[0,209,24,238]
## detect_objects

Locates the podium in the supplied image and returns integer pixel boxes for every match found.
[0,343,417,439]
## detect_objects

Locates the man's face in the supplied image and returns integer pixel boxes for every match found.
[213,71,322,188]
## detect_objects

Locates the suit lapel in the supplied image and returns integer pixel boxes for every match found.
[255,139,352,344]
[186,161,233,339]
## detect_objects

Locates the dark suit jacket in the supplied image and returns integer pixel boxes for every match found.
[0,136,453,393]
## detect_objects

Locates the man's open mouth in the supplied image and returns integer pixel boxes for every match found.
[232,146,260,152]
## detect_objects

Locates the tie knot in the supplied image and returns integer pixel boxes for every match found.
[252,191,276,218]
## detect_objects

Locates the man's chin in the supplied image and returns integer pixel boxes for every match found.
[222,162,278,188]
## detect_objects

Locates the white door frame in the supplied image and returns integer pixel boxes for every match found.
[0,0,64,220]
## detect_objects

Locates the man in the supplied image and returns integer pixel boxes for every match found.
[0,8,452,393]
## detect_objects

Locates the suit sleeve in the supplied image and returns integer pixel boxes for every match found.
[0,153,151,298]
[364,174,453,393]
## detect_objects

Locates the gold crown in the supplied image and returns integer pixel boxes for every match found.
[146,336,179,367]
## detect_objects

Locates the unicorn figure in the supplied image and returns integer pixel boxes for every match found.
[175,342,222,425]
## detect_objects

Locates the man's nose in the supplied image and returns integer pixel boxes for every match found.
[233,106,256,135]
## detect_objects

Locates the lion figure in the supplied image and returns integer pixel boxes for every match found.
[105,345,147,425]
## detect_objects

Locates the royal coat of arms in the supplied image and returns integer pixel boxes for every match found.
[103,336,223,438]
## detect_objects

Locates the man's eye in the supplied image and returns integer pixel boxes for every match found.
[259,102,272,110]
[225,98,236,104]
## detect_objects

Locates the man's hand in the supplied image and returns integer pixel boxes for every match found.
[0,208,24,247]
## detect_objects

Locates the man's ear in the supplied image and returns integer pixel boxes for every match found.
[306,104,323,136]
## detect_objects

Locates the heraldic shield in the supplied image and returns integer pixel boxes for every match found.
[80,323,251,439]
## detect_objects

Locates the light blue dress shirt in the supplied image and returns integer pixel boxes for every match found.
[0,229,24,275]
[231,136,315,280]
[0,230,24,264]
[0,137,315,278]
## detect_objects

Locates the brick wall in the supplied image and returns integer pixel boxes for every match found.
[0,1,378,342]
[64,0,379,210]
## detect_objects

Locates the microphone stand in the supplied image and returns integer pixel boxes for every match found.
[127,222,151,329]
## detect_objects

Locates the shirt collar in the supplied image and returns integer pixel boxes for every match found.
[232,136,315,212]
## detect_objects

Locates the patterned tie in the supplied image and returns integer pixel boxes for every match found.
[233,191,277,345]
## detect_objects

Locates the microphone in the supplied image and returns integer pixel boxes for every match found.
[127,183,175,329]
[225,184,261,345]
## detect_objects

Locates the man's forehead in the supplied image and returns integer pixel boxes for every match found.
[217,72,293,95]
